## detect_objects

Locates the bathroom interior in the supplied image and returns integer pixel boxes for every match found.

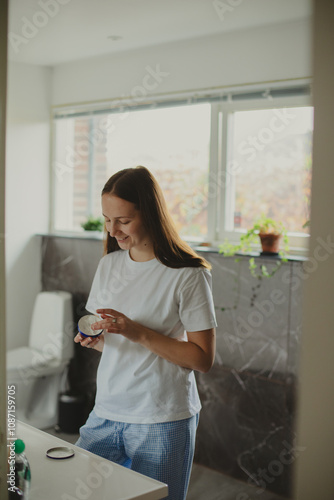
[2,0,334,499]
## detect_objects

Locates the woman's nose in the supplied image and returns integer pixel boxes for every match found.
[106,221,115,236]
[107,221,119,237]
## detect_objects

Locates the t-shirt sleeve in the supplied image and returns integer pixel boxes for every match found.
[178,269,217,332]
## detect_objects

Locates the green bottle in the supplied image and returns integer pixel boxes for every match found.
[13,439,31,499]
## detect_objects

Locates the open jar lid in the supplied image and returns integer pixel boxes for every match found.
[46,447,75,459]
[78,315,103,338]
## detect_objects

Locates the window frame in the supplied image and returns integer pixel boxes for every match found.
[209,95,313,255]
[50,91,313,256]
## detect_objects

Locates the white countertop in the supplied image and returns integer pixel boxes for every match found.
[15,421,168,500]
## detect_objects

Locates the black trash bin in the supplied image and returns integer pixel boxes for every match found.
[57,393,85,434]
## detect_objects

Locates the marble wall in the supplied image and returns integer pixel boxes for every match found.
[40,235,305,497]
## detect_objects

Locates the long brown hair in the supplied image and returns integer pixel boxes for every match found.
[101,166,211,269]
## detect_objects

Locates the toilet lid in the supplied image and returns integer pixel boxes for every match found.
[6,346,63,378]
[7,346,46,368]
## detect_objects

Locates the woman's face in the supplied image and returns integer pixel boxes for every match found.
[102,194,153,258]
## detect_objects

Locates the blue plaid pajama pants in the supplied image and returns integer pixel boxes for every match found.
[75,409,199,500]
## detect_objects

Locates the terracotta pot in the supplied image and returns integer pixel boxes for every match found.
[259,232,281,254]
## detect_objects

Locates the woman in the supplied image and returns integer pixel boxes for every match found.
[74,166,217,500]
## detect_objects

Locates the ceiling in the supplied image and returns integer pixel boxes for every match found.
[8,0,312,66]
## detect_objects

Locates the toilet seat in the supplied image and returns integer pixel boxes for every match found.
[7,346,66,381]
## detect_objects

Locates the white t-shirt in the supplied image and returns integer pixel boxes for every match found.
[86,249,217,424]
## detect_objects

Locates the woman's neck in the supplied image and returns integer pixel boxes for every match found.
[129,244,155,262]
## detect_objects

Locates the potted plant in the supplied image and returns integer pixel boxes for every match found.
[81,216,104,233]
[219,215,289,278]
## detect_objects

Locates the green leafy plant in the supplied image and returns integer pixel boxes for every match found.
[81,216,104,232]
[219,215,289,278]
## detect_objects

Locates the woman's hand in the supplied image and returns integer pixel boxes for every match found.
[92,308,216,373]
[74,332,105,352]
[92,309,144,343]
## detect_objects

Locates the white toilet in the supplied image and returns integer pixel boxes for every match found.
[6,291,74,429]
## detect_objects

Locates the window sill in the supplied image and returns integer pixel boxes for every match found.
[192,245,308,262]
[37,232,308,262]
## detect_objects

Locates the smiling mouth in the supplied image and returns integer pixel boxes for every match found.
[117,236,129,243]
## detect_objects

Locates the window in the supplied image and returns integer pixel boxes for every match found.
[52,86,313,253]
[214,96,313,252]
[230,107,312,234]
[52,103,210,239]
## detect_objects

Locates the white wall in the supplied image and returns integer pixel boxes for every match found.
[6,62,51,349]
[52,19,311,106]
